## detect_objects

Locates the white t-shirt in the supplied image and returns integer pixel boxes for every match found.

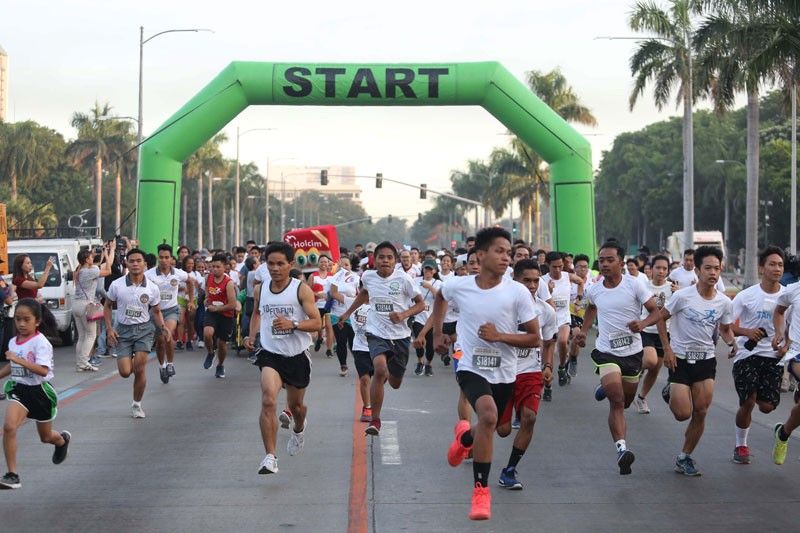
[732,284,785,361]
[665,286,733,360]
[776,284,800,356]
[254,264,271,284]
[311,272,334,309]
[414,277,443,325]
[351,304,371,353]
[626,271,650,291]
[641,280,674,334]
[585,275,652,357]
[440,271,455,281]
[7,333,54,385]
[441,276,538,384]
[330,268,360,317]
[395,263,421,279]
[443,276,461,324]
[361,269,421,340]
[107,275,161,326]
[669,266,698,289]
[145,267,189,310]
[516,297,558,375]
[542,273,571,326]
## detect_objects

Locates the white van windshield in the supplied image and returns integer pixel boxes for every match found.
[9,253,62,288]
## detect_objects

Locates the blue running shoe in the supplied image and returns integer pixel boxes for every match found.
[498,467,523,490]
[675,455,701,476]
[511,417,521,430]
[594,384,606,401]
[203,351,215,370]
[617,450,635,475]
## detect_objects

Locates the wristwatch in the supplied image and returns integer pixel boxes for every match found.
[291,320,300,331]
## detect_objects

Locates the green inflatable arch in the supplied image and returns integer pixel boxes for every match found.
[137,61,595,255]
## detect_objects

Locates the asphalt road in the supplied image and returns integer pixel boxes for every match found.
[1,337,800,532]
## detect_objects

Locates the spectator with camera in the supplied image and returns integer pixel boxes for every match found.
[73,243,114,371]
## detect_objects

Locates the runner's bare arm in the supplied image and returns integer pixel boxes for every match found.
[245,286,261,350]
[573,304,596,347]
[339,288,369,323]
[773,305,788,349]
[431,292,450,354]
[4,351,50,377]
[296,282,322,332]
[478,318,540,348]
[630,303,670,332]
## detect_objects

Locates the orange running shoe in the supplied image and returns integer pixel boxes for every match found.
[447,420,472,467]
[469,483,491,520]
[360,407,372,423]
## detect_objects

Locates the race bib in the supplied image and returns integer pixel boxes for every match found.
[516,347,531,359]
[125,306,144,319]
[685,345,709,363]
[160,291,172,302]
[554,298,569,310]
[10,365,30,378]
[271,325,292,337]
[374,297,394,314]
[609,331,634,351]
[355,313,367,327]
[473,347,501,369]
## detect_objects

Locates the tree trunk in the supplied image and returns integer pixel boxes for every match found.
[95,156,103,235]
[114,168,122,233]
[197,175,203,250]
[744,87,760,287]
[221,200,227,251]
[10,170,17,202]
[682,38,695,253]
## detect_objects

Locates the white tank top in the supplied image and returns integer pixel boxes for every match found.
[259,278,312,356]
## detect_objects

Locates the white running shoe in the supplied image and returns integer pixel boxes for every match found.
[634,396,650,414]
[131,403,146,419]
[287,419,307,456]
[278,410,292,430]
[259,454,279,474]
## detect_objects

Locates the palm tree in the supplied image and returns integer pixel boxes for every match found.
[183,133,228,248]
[67,102,131,236]
[694,0,780,285]
[628,0,698,250]
[0,121,61,201]
[509,68,597,244]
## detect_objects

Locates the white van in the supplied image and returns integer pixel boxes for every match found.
[7,238,103,345]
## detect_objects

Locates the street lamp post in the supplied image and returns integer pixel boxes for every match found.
[760,199,773,247]
[136,26,212,238]
[235,127,275,245]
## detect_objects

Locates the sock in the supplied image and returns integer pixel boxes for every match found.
[460,429,475,448]
[545,384,552,390]
[779,426,790,441]
[473,461,491,488]
[638,394,646,401]
[132,401,141,408]
[678,452,688,460]
[615,439,627,453]
[507,446,525,469]
[161,361,167,368]
[735,426,749,447]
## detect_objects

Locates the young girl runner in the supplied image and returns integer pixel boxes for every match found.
[1,298,71,489]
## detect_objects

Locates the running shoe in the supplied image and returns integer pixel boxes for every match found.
[326,349,333,358]
[203,351,215,370]
[215,365,226,379]
[339,365,348,377]
[424,365,434,377]
[360,407,372,423]
[197,340,205,349]
[733,446,750,464]
[279,409,293,429]
[675,455,701,476]
[52,431,71,464]
[543,387,552,402]
[366,418,381,436]
[314,337,323,352]
[167,363,176,377]
[97,353,113,358]
[159,367,170,384]
[661,383,671,404]
[558,367,568,386]
[468,483,491,521]
[447,420,472,466]
[617,449,635,475]
[176,341,184,351]
[634,396,650,414]
[88,356,103,366]
[511,418,521,430]
[76,364,99,372]
[498,467,523,490]
[186,341,194,351]
[442,354,451,366]
[0,472,21,489]
[131,403,146,419]
[414,363,424,376]
[594,384,606,402]
[773,423,789,465]
[287,420,307,456]
[568,357,578,377]
[258,454,279,474]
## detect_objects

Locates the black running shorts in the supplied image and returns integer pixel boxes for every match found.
[456,370,514,423]
[591,349,643,381]
[732,355,782,407]
[204,312,235,342]
[641,332,668,357]
[4,381,58,422]
[353,350,374,378]
[669,357,716,386]
[366,333,410,379]
[255,349,312,389]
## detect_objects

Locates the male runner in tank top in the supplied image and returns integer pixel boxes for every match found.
[201,254,237,379]
[245,242,321,476]
[432,227,540,521]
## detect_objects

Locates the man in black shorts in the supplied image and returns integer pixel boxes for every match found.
[245,243,321,475]
[202,254,237,379]
[574,241,667,476]
[433,228,540,520]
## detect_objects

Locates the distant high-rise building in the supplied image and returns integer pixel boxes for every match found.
[0,44,7,123]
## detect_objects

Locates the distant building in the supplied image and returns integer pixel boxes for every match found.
[0,44,7,123]
[271,164,363,206]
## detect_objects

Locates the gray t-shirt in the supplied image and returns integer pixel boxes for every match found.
[74,266,101,301]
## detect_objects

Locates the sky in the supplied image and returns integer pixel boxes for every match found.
[1,0,702,221]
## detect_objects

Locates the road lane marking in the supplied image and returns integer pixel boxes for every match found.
[347,387,368,533]
[380,421,402,465]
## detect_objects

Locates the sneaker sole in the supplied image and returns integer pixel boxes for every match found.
[365,427,380,436]
[732,457,750,464]
[618,451,635,475]
[498,481,523,490]
[258,467,278,475]
[0,481,21,489]
[359,416,372,423]
[674,464,701,476]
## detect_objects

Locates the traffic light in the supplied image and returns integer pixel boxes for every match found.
[420,183,427,199]
[388,214,393,224]
[320,169,328,186]
[376,172,383,188]
[512,221,518,234]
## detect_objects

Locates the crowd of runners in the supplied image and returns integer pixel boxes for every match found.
[4,228,800,522]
